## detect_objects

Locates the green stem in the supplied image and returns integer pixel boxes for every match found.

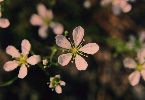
[0,77,18,87]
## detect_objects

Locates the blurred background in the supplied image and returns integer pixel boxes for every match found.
[0,0,145,100]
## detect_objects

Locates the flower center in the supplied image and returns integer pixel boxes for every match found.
[71,47,78,55]
[43,18,51,26]
[52,77,60,87]
[17,54,28,65]
[136,64,143,72]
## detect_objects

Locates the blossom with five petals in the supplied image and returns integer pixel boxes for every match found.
[123,48,145,86]
[30,4,63,38]
[55,26,99,70]
[3,39,41,79]
[49,75,65,94]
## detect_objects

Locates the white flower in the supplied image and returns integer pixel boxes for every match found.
[49,75,65,94]
[3,39,41,79]
[55,26,99,70]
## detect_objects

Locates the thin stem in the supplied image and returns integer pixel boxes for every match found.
[0,77,18,87]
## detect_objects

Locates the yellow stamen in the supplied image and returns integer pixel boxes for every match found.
[17,54,28,65]
[136,64,143,72]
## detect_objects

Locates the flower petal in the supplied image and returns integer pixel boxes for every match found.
[122,4,132,13]
[137,48,145,64]
[72,26,84,46]
[3,60,19,71]
[46,10,53,20]
[141,70,145,81]
[21,39,31,55]
[30,14,43,26]
[0,18,10,28]
[37,4,47,18]
[6,46,20,58]
[60,81,66,86]
[123,58,137,69]
[38,26,48,38]
[50,22,63,35]
[58,53,72,66]
[75,55,88,70]
[55,85,62,94]
[79,43,99,55]
[0,0,3,3]
[55,35,71,49]
[128,71,140,86]
[18,64,28,79]
[27,55,41,65]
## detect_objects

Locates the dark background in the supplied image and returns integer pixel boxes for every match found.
[0,0,145,100]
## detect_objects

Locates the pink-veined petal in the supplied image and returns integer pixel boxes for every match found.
[6,46,20,58]
[55,85,62,94]
[27,55,41,65]
[128,71,140,86]
[79,43,99,55]
[38,25,48,38]
[141,70,145,81]
[37,4,47,18]
[75,55,88,70]
[30,14,43,26]
[137,48,145,64]
[0,18,10,28]
[55,35,71,49]
[18,64,28,79]
[58,53,72,66]
[21,39,31,55]
[50,22,64,35]
[3,60,19,71]
[72,26,84,46]
[123,58,137,69]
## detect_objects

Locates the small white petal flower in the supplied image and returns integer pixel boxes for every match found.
[49,75,65,94]
[56,26,99,70]
[3,39,41,79]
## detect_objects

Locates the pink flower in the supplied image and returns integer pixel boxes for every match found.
[55,26,99,70]
[101,0,132,15]
[30,4,64,38]
[3,39,41,79]
[123,48,145,86]
[49,75,65,94]
[0,0,3,3]
[0,18,10,28]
